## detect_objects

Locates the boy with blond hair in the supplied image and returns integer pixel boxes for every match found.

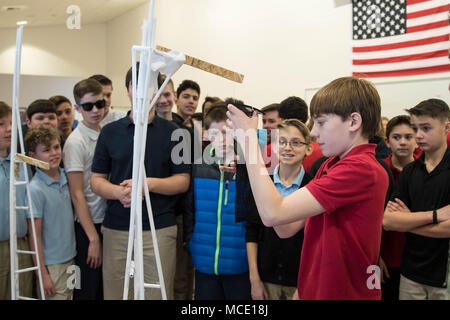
[246,119,313,300]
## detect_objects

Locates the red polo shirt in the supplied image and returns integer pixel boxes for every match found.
[380,155,406,268]
[300,144,388,300]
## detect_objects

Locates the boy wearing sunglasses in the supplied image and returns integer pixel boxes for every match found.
[62,78,106,300]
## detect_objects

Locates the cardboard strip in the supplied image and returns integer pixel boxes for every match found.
[15,153,50,170]
[156,45,244,83]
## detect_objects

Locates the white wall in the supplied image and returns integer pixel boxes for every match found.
[106,0,449,114]
[0,24,107,77]
[0,1,448,115]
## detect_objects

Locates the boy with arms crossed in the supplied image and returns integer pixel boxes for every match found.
[379,115,417,300]
[226,76,389,299]
[383,99,450,300]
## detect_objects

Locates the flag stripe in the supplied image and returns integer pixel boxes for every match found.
[353,26,450,48]
[353,49,448,65]
[352,0,450,77]
[353,64,450,77]
[407,4,449,19]
[353,34,449,52]
[407,20,449,33]
[407,0,434,5]
[407,11,448,27]
[353,56,449,72]
[407,0,449,12]
[353,42,449,59]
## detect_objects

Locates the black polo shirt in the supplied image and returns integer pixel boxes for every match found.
[393,148,450,288]
[92,113,190,231]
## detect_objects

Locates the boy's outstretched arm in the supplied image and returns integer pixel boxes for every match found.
[226,104,325,227]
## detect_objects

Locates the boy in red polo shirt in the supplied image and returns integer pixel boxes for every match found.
[380,115,417,300]
[226,76,388,300]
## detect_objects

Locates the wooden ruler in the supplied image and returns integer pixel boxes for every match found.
[156,45,244,84]
[15,153,50,170]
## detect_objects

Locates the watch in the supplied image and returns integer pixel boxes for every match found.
[432,209,438,224]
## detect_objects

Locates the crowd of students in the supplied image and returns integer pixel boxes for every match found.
[0,68,449,301]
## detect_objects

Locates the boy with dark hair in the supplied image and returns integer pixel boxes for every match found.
[279,96,308,124]
[383,98,450,300]
[174,80,201,128]
[25,99,58,130]
[261,103,281,130]
[226,76,389,300]
[184,104,251,300]
[154,73,196,300]
[49,95,75,141]
[89,74,125,126]
[25,124,76,300]
[202,96,222,120]
[63,78,106,300]
[0,102,33,300]
[91,64,190,300]
[379,115,417,300]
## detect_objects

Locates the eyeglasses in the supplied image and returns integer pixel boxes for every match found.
[77,99,106,111]
[278,139,308,148]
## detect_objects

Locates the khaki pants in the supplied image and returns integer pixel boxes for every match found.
[102,225,177,300]
[43,260,75,300]
[264,282,297,300]
[174,214,195,300]
[0,237,33,300]
[399,275,448,300]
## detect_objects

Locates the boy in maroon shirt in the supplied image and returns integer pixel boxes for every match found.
[380,115,417,300]
[226,76,389,299]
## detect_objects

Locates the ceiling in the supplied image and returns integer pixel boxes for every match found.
[0,0,149,28]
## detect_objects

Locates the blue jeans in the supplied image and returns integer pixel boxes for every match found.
[194,270,251,300]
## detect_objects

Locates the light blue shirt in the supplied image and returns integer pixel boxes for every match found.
[0,153,28,241]
[27,168,76,265]
[273,164,306,198]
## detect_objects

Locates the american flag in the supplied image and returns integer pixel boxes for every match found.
[352,0,450,77]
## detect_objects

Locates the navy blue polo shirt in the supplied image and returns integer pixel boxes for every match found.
[92,113,190,231]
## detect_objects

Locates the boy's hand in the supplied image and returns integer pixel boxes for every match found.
[292,289,299,300]
[226,104,258,132]
[250,279,269,300]
[183,116,192,128]
[218,155,239,174]
[378,256,390,283]
[387,199,411,213]
[42,272,56,297]
[117,181,132,208]
[87,238,102,269]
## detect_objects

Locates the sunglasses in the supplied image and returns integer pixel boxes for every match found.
[77,99,106,111]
